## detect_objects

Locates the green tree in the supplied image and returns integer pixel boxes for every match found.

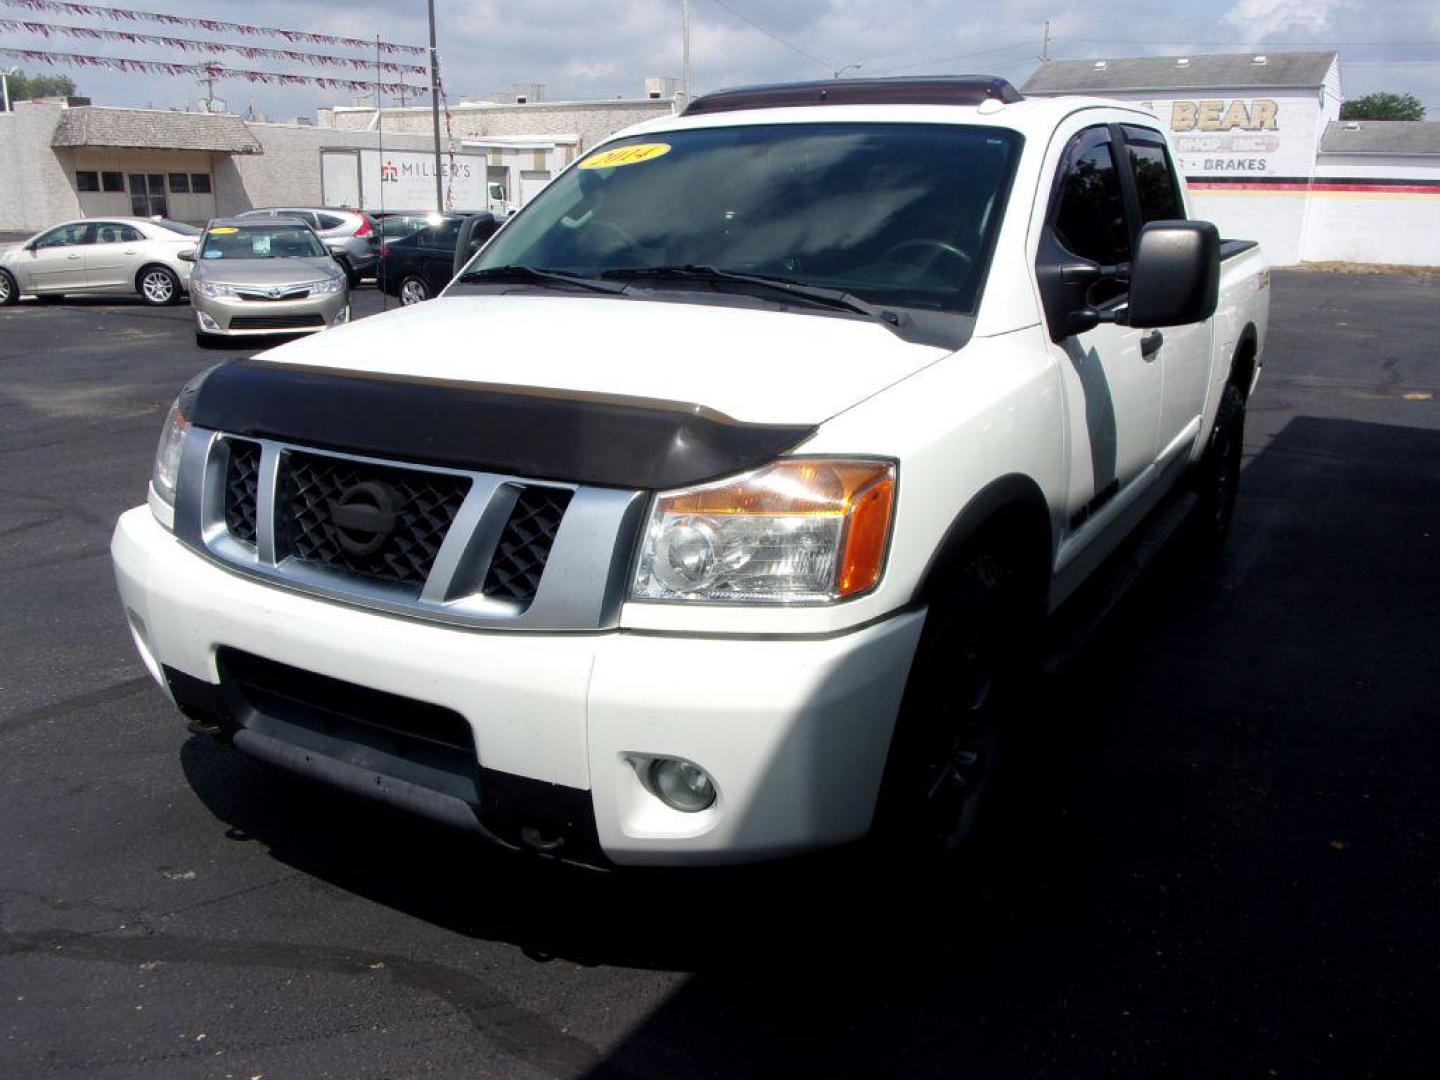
[1340,92,1426,121]
[4,70,79,103]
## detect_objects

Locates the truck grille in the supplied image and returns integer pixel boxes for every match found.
[223,439,262,546]
[184,433,639,631]
[484,486,572,603]
[276,451,469,588]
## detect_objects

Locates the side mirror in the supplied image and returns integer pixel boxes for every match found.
[1126,220,1220,329]
[452,212,499,277]
[177,247,197,263]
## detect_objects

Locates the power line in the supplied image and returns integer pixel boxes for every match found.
[869,41,1037,76]
[705,0,833,73]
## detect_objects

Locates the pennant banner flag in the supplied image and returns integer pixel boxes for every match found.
[0,45,426,95]
[0,18,428,73]
[0,0,425,55]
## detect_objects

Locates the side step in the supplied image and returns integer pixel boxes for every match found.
[1041,490,1200,676]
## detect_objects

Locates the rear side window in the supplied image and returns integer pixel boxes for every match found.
[1124,127,1184,224]
[1053,137,1131,266]
[317,213,347,230]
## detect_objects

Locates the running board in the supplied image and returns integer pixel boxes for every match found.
[1041,489,1200,676]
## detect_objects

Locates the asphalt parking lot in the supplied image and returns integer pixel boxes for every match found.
[2,271,1438,1078]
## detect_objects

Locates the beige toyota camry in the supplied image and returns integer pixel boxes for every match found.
[186,218,350,345]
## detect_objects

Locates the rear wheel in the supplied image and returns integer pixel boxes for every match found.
[399,276,430,305]
[876,551,1028,857]
[137,265,181,306]
[1192,382,1246,554]
[0,269,17,306]
[337,257,360,288]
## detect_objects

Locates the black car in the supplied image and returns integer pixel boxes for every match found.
[377,212,498,305]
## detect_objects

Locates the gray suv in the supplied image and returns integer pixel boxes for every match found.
[234,207,378,285]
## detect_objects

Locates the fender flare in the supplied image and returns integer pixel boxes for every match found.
[911,473,1053,609]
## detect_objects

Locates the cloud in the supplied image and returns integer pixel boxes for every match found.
[1221,0,1358,40]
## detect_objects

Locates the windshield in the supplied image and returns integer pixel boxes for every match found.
[467,122,1022,314]
[200,223,326,260]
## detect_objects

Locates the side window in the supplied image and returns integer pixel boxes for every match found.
[316,213,346,231]
[1123,126,1184,224]
[34,223,93,248]
[119,225,144,243]
[1053,135,1131,267]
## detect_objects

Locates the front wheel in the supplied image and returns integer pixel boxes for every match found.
[0,269,17,306]
[1191,383,1246,554]
[875,552,1027,857]
[137,265,181,306]
[398,275,430,305]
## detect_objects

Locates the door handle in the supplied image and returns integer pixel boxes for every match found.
[67,254,82,260]
[1140,330,1164,358]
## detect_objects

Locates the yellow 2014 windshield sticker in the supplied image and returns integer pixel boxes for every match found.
[208,226,238,234]
[579,142,671,170]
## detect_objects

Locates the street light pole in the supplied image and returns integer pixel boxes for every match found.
[427,0,444,211]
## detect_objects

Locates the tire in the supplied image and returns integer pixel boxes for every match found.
[1191,382,1246,554]
[195,331,215,348]
[137,265,181,306]
[398,275,430,305]
[874,551,1029,858]
[337,258,360,288]
[0,269,16,306]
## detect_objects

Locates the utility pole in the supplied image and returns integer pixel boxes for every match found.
[681,0,692,101]
[427,0,444,212]
[1041,20,1051,62]
[1,67,14,113]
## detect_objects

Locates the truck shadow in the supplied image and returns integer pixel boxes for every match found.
[180,414,1440,1076]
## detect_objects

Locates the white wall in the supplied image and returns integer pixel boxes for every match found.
[0,102,80,232]
[1302,155,1440,265]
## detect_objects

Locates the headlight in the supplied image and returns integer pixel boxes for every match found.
[307,277,345,295]
[150,397,190,509]
[193,279,238,298]
[631,458,896,604]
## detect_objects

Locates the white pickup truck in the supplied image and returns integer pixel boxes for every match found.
[112,77,1268,867]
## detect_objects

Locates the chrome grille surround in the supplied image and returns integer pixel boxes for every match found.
[172,427,646,631]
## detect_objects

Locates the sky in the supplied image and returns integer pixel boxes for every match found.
[2,0,1439,120]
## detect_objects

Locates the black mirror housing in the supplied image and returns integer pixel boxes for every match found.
[452,212,499,277]
[1127,220,1220,329]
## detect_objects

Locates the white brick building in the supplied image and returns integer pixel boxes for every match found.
[0,92,675,233]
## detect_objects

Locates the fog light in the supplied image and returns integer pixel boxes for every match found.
[196,311,220,331]
[648,757,716,813]
[332,305,350,326]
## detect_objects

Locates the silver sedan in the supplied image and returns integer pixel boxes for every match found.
[187,218,350,344]
[0,217,200,307]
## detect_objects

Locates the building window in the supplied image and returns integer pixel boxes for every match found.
[75,171,100,192]
[101,171,124,192]
[129,173,169,218]
[190,173,212,194]
[168,173,191,193]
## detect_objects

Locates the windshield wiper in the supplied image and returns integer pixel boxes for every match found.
[599,264,901,326]
[455,264,628,295]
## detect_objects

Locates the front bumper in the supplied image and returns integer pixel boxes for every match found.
[112,507,924,865]
[191,290,349,336]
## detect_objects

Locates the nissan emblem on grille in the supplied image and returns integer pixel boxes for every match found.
[330,480,399,556]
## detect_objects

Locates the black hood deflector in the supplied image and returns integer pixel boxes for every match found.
[182,358,816,491]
